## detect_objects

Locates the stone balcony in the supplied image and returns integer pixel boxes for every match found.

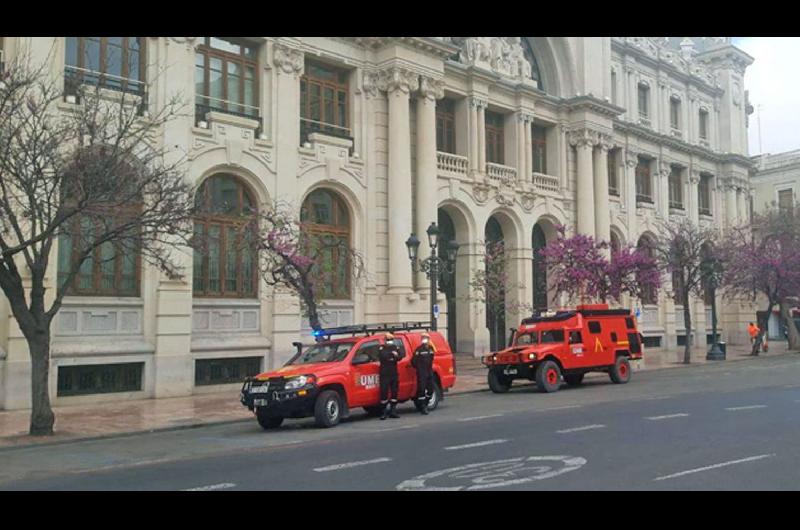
[486,162,518,187]
[532,172,560,194]
[436,151,469,177]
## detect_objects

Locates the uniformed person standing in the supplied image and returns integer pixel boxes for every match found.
[411,333,436,415]
[378,332,402,420]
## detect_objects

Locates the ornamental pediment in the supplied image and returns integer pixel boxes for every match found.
[449,37,536,84]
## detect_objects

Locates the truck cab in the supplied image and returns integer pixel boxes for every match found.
[482,304,643,393]
[240,322,456,429]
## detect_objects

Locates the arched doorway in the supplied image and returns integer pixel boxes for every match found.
[637,234,658,305]
[485,216,506,351]
[532,223,547,311]
[438,209,457,350]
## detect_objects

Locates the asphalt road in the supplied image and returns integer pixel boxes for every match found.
[2,353,800,490]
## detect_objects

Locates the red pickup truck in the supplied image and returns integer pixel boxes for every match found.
[240,323,457,429]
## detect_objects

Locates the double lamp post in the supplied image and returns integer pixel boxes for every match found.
[405,222,459,332]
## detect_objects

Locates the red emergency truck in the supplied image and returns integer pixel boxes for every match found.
[482,304,643,393]
[240,322,456,429]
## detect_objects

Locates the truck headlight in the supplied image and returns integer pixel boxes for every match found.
[284,375,314,390]
[528,353,536,360]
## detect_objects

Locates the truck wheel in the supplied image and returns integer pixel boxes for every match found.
[488,369,512,393]
[415,381,444,412]
[314,390,342,428]
[256,409,284,430]
[363,405,384,417]
[564,373,585,386]
[535,361,561,393]
[609,356,632,384]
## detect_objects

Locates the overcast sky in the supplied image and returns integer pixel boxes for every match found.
[733,37,800,156]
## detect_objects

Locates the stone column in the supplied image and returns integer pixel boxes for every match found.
[625,150,639,237]
[476,100,487,172]
[516,112,527,181]
[415,76,444,291]
[725,180,738,228]
[524,114,533,179]
[737,185,747,225]
[569,129,597,237]
[657,162,671,217]
[594,135,612,246]
[626,67,637,122]
[468,98,479,174]
[688,171,700,225]
[385,67,419,294]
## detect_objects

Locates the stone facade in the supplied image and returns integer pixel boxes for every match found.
[0,37,756,409]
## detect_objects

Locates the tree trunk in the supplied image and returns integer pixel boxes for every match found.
[682,290,692,364]
[780,301,800,351]
[27,329,55,436]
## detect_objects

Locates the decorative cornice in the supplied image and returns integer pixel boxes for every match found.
[273,43,304,76]
[470,96,488,109]
[418,75,445,100]
[563,95,625,119]
[567,128,598,148]
[346,37,459,60]
[383,67,419,95]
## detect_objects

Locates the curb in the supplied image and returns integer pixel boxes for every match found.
[1,351,795,452]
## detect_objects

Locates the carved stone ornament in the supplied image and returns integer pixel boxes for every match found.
[383,67,419,95]
[470,96,488,109]
[273,44,304,75]
[418,76,445,100]
[452,37,533,83]
[567,129,598,148]
[495,192,515,207]
[520,192,536,211]
[598,134,615,152]
[362,70,382,99]
[473,183,491,204]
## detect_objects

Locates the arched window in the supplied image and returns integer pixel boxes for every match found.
[532,223,548,311]
[521,38,543,91]
[610,231,622,254]
[300,189,351,300]
[485,217,506,350]
[637,235,658,305]
[193,174,258,298]
[57,153,141,297]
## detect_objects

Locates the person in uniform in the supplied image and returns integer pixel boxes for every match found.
[411,333,436,415]
[378,332,402,420]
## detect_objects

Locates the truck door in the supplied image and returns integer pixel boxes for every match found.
[568,330,586,364]
[397,336,416,400]
[586,320,613,367]
[350,339,381,407]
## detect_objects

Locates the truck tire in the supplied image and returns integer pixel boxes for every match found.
[609,356,631,384]
[314,390,343,428]
[488,369,512,393]
[535,360,561,393]
[564,373,584,386]
[256,409,284,430]
[415,380,443,412]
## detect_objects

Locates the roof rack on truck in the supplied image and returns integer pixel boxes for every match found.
[311,321,433,340]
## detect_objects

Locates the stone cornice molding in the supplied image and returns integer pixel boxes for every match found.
[418,75,445,100]
[346,37,459,60]
[564,95,625,119]
[273,43,304,76]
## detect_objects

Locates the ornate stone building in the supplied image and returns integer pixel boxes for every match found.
[0,37,755,409]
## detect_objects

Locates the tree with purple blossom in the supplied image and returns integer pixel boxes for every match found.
[719,204,800,354]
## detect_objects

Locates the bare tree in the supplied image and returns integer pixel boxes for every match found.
[243,200,366,334]
[0,51,194,435]
[651,219,719,364]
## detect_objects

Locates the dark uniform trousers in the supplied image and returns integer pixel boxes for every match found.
[412,345,435,402]
[379,344,401,404]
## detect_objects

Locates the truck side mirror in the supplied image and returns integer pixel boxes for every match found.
[292,342,303,356]
[507,328,517,347]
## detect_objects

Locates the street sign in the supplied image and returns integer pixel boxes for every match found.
[635,307,641,319]
[433,304,440,319]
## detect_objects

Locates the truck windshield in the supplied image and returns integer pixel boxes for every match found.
[288,341,356,365]
[515,332,539,345]
[540,330,565,343]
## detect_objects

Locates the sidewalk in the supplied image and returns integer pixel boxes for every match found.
[0,342,791,450]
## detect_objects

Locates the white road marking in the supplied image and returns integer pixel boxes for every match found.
[313,457,392,472]
[556,424,605,434]
[183,482,236,491]
[396,455,587,491]
[458,414,504,422]
[377,424,419,432]
[444,439,509,451]
[725,405,767,411]
[654,454,776,481]
[645,413,690,421]
[540,405,582,411]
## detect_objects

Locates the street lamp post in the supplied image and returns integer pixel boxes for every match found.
[405,222,459,332]
[704,256,725,361]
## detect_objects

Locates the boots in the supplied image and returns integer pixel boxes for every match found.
[388,402,400,419]
[380,403,389,420]
[420,396,429,415]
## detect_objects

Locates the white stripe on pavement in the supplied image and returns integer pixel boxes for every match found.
[645,413,690,421]
[654,454,776,481]
[444,439,509,451]
[540,405,582,411]
[313,457,392,472]
[183,483,236,491]
[556,424,605,434]
[458,414,504,422]
[725,405,767,411]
